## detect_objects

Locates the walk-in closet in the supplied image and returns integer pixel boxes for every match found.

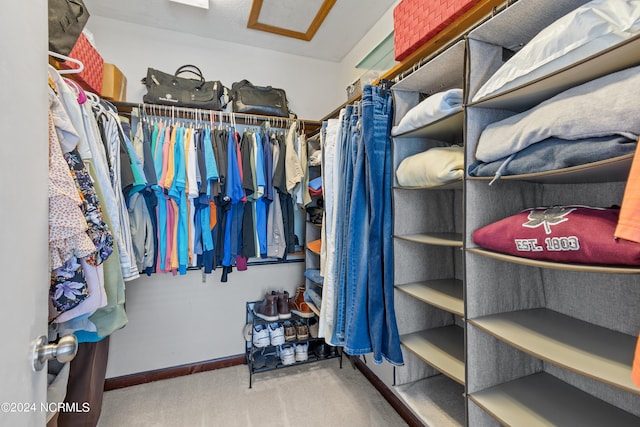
[3,1,640,426]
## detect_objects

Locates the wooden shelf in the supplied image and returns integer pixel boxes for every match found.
[466,248,640,274]
[392,110,464,141]
[469,372,640,427]
[396,233,463,247]
[396,279,464,317]
[401,326,465,385]
[469,308,640,395]
[467,153,633,184]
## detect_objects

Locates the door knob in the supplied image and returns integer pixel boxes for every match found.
[32,334,78,372]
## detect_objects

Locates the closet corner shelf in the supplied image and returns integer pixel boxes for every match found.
[468,308,640,395]
[392,110,464,142]
[394,179,463,191]
[466,248,640,274]
[396,233,463,247]
[467,34,640,113]
[467,154,634,184]
[396,279,464,317]
[401,326,465,386]
[469,372,640,427]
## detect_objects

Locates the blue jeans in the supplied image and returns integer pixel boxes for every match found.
[362,85,403,365]
[331,106,355,345]
[344,105,373,355]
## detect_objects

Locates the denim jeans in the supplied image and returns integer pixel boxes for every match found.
[362,85,403,365]
[331,105,355,345]
[344,105,374,355]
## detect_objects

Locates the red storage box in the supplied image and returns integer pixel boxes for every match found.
[58,32,104,94]
[394,0,481,61]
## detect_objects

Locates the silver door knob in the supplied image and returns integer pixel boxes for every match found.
[32,334,78,371]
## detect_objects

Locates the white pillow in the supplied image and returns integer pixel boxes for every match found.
[472,0,640,101]
[392,89,463,136]
[396,145,464,188]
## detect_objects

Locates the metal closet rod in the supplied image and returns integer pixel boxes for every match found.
[112,101,321,129]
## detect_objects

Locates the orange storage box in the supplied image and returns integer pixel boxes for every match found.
[57,32,104,94]
[394,0,481,61]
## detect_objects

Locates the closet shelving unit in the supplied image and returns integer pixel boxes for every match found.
[390,39,467,425]
[464,0,640,425]
[304,157,323,317]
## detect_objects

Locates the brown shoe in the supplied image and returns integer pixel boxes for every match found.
[283,321,297,342]
[289,287,314,318]
[296,320,309,340]
[253,293,279,322]
[277,291,291,320]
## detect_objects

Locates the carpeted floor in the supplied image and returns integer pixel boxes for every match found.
[97,360,409,427]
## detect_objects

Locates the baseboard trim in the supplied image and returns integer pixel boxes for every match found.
[352,357,425,427]
[104,354,246,391]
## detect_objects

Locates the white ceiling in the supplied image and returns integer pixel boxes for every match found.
[83,0,397,62]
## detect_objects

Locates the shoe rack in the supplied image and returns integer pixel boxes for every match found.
[245,301,342,388]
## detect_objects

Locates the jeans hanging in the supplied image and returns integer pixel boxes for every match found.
[331,105,355,346]
[343,105,374,355]
[362,85,403,365]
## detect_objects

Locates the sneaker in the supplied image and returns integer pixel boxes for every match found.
[252,324,270,348]
[277,291,292,320]
[283,320,297,342]
[296,320,309,340]
[243,323,253,342]
[253,293,279,322]
[289,286,315,318]
[269,322,285,346]
[308,317,319,338]
[294,342,308,362]
[280,344,296,365]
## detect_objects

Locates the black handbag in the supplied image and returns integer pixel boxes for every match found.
[231,80,290,118]
[48,0,90,56]
[142,65,226,111]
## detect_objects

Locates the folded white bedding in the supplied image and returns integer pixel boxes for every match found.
[396,145,464,188]
[472,0,640,101]
[392,89,463,136]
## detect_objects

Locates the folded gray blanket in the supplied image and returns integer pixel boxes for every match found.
[469,134,636,177]
[475,65,640,163]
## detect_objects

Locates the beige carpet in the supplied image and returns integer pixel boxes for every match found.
[97,360,409,427]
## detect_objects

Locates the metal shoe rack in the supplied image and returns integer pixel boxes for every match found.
[245,301,342,388]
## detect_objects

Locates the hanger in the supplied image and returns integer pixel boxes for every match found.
[48,50,85,75]
[63,78,87,104]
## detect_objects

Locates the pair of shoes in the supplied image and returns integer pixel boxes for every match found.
[294,342,308,362]
[252,324,270,348]
[253,291,291,321]
[313,341,328,359]
[289,287,315,318]
[268,322,285,346]
[280,344,296,366]
[295,320,309,340]
[283,320,297,342]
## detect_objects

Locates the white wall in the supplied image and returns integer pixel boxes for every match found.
[334,1,400,109]
[87,16,342,120]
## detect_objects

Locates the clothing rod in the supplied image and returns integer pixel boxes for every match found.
[111,101,322,129]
